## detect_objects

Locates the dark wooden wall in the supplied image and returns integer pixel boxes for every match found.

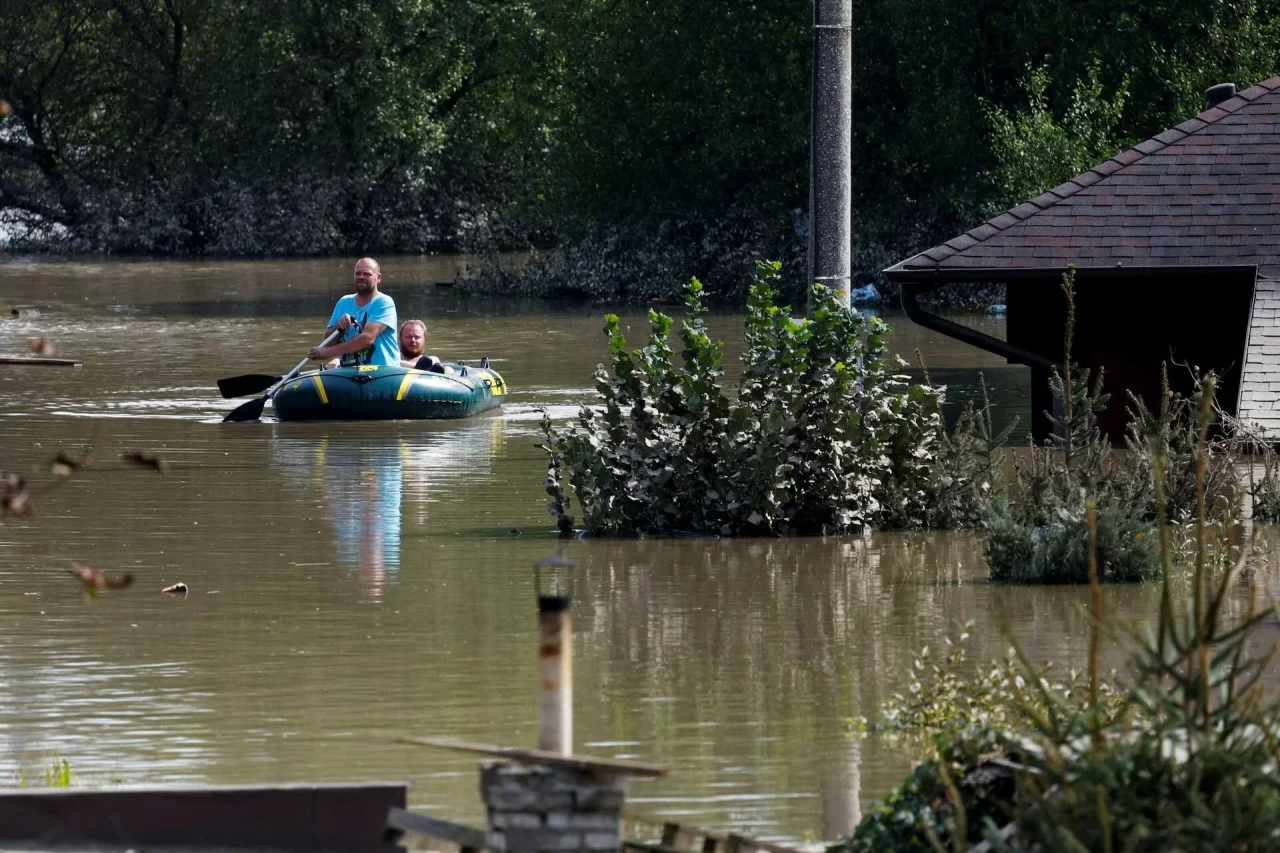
[0,783,407,851]
[1006,271,1256,444]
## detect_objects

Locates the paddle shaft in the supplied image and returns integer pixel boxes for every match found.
[222,329,342,423]
[266,328,342,398]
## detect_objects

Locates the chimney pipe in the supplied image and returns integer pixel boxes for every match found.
[1204,83,1237,110]
[537,592,572,754]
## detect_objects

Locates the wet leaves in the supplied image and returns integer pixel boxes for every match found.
[2,473,30,517]
[65,562,135,601]
[27,335,55,356]
[50,450,93,479]
[121,450,170,473]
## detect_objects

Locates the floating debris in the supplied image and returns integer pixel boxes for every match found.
[27,335,55,356]
[162,582,189,596]
[1,473,30,517]
[66,562,135,601]
[121,450,170,473]
[50,450,93,479]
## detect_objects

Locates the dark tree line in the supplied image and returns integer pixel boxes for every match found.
[2,0,1278,292]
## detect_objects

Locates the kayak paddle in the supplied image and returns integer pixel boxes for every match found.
[217,373,283,398]
[222,329,340,423]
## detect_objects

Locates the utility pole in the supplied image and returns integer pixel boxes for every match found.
[808,0,852,309]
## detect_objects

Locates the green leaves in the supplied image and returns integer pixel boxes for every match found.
[540,260,958,537]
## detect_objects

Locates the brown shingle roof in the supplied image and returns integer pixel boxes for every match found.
[884,76,1280,279]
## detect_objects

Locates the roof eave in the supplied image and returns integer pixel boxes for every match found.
[883,263,1259,285]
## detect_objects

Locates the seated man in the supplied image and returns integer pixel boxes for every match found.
[310,257,399,369]
[398,319,441,371]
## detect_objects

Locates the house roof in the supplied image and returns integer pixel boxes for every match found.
[884,76,1280,281]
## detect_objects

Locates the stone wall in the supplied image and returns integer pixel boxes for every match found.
[480,761,625,852]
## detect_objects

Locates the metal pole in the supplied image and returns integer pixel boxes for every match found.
[809,0,852,309]
[537,594,573,754]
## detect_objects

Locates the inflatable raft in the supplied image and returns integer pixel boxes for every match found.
[272,362,506,421]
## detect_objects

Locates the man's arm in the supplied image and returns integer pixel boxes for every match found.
[309,322,388,361]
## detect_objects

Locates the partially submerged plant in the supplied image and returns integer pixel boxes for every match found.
[541,261,949,536]
[15,755,74,789]
[981,268,1158,584]
[836,374,1280,852]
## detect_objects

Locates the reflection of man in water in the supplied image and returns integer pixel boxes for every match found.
[322,440,403,599]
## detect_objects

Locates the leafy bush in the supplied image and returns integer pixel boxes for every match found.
[982,492,1159,583]
[1250,452,1280,523]
[980,268,1158,582]
[978,269,1247,584]
[910,375,1015,531]
[984,62,1131,212]
[835,376,1280,853]
[541,261,952,536]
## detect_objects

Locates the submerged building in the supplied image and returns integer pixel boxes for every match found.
[885,76,1280,442]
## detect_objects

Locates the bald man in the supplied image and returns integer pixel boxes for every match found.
[309,257,399,367]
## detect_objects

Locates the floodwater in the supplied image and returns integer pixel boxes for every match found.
[0,256,1264,844]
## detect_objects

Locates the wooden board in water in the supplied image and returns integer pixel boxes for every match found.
[0,355,82,366]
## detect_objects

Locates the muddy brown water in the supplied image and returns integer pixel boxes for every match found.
[0,256,1272,843]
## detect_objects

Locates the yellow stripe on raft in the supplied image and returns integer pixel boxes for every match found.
[310,374,329,404]
[396,370,420,402]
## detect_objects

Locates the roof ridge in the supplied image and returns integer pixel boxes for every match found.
[898,75,1280,269]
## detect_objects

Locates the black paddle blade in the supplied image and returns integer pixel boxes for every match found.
[223,395,268,423]
[217,373,282,398]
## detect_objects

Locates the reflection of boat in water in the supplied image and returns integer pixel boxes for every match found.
[273,363,506,422]
[271,422,506,593]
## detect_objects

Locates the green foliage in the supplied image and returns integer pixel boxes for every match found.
[462,214,808,305]
[535,0,809,221]
[43,756,72,788]
[982,492,1159,583]
[541,261,954,536]
[918,374,1017,530]
[985,63,1131,209]
[0,0,551,254]
[838,730,1008,853]
[836,375,1280,853]
[6,0,1280,282]
[16,755,73,788]
[1123,364,1241,525]
[1249,450,1280,523]
[978,269,1246,585]
[981,270,1157,583]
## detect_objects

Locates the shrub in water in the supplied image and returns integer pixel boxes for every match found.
[541,261,949,536]
[835,376,1280,852]
[982,491,1159,583]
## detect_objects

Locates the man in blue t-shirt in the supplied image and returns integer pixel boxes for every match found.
[308,257,400,367]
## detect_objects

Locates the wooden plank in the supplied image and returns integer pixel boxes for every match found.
[0,356,82,367]
[385,806,486,850]
[0,783,406,850]
[383,734,666,778]
[624,842,686,853]
[624,816,805,853]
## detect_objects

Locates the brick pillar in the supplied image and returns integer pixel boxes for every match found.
[480,761,625,852]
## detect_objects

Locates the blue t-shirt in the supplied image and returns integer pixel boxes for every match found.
[328,292,399,366]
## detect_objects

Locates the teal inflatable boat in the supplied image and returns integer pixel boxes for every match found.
[272,362,507,421]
